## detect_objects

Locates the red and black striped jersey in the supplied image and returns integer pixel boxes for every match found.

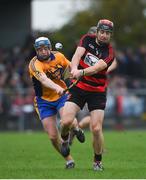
[76,34,115,93]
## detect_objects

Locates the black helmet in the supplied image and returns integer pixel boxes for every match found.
[97,19,114,33]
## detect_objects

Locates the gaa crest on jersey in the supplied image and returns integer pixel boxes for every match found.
[84,53,99,66]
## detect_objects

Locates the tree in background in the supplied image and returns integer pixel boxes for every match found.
[95,0,146,47]
[38,0,146,58]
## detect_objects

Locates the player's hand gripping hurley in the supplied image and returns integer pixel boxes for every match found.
[62,66,83,94]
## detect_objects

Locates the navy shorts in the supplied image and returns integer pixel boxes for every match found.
[68,86,107,112]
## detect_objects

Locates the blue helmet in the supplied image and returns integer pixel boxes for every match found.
[34,37,52,49]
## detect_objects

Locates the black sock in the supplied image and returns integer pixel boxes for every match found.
[94,153,102,162]
[61,133,69,141]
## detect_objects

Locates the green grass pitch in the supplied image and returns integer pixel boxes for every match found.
[0,130,146,179]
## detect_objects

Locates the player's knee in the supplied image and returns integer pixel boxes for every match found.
[91,125,102,135]
[60,118,73,128]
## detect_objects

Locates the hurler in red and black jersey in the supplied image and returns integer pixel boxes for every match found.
[76,32,114,93]
[60,19,116,171]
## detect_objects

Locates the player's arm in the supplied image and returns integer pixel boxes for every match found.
[81,59,107,76]
[36,72,64,95]
[71,46,86,70]
[71,58,107,79]
[107,58,117,73]
[30,59,65,95]
[70,46,86,78]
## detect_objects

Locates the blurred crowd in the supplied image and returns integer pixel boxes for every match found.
[0,35,146,130]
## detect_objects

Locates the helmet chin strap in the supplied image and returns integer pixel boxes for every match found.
[37,55,50,61]
[37,52,55,61]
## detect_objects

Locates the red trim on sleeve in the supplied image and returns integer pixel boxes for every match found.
[104,45,114,64]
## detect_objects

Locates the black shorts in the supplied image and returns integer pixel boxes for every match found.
[67,86,107,112]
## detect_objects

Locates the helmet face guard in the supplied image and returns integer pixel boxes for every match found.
[34,37,52,50]
[97,19,114,33]
[34,37,52,61]
[96,19,114,46]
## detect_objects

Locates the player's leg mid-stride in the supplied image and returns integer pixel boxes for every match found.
[61,127,85,158]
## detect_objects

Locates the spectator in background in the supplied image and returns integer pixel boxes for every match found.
[0,64,11,129]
